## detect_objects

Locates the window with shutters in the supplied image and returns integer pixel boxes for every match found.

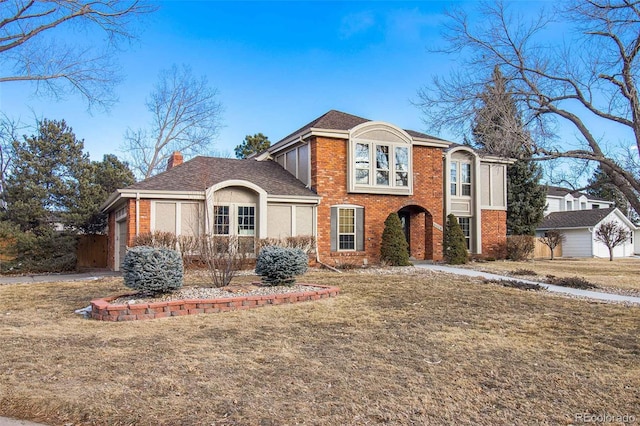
[330,205,364,252]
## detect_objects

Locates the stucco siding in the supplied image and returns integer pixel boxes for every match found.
[267,205,292,238]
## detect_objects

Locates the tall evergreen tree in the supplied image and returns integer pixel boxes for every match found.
[507,160,547,235]
[234,133,271,159]
[587,166,630,217]
[4,120,135,234]
[5,119,90,234]
[472,66,546,235]
[69,154,136,233]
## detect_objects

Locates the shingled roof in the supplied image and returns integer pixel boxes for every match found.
[124,156,317,197]
[538,207,616,230]
[274,110,446,145]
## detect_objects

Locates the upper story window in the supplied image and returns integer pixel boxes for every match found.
[350,140,412,194]
[348,122,413,195]
[356,142,409,188]
[451,161,472,197]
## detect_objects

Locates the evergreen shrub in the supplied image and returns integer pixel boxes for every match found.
[255,246,307,286]
[443,214,468,264]
[122,246,183,294]
[380,212,411,266]
[0,224,78,273]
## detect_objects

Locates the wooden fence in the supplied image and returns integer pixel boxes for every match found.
[533,239,562,259]
[77,234,108,269]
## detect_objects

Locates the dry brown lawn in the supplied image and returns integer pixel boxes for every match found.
[1,269,639,425]
[465,257,640,293]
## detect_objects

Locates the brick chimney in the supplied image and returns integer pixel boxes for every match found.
[167,151,183,170]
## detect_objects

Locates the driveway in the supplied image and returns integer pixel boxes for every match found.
[0,270,120,285]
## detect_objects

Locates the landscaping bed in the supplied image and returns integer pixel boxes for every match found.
[91,283,339,321]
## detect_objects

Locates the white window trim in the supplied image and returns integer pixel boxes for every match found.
[337,207,357,252]
[348,138,413,195]
[211,202,257,237]
[457,216,472,252]
[451,160,472,198]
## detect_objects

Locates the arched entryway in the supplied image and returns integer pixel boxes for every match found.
[398,205,434,260]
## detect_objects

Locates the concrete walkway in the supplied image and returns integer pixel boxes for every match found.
[415,263,640,305]
[0,270,119,285]
[0,418,47,426]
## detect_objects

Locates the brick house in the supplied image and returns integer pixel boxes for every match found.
[102,110,511,270]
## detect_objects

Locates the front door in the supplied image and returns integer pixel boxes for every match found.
[398,211,410,248]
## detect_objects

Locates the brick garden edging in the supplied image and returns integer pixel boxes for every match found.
[90,283,340,321]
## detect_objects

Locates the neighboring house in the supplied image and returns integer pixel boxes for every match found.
[102,110,511,270]
[545,186,614,215]
[536,207,636,258]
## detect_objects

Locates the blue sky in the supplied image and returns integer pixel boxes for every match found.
[3,1,460,162]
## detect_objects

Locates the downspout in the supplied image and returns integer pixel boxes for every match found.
[313,204,341,273]
[136,192,140,238]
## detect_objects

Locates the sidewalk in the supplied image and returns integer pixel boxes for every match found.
[0,418,47,426]
[415,263,640,304]
[0,270,119,285]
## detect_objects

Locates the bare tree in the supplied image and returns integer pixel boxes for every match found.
[416,0,640,216]
[0,114,27,209]
[0,0,154,110]
[594,220,630,261]
[538,230,565,260]
[122,65,223,179]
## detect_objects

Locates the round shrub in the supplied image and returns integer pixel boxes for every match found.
[255,246,308,286]
[122,246,183,295]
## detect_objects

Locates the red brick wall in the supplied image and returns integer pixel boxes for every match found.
[481,209,507,259]
[311,136,444,265]
[127,199,151,246]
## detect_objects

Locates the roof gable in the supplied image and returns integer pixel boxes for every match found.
[546,185,612,203]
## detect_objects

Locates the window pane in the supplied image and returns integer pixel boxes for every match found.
[395,147,408,171]
[339,235,355,250]
[450,162,457,196]
[237,206,255,235]
[355,168,369,185]
[396,172,408,187]
[338,209,354,233]
[355,143,369,167]
[458,217,471,250]
[376,145,389,170]
[461,163,471,184]
[376,170,389,185]
[462,183,471,196]
[214,206,229,235]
